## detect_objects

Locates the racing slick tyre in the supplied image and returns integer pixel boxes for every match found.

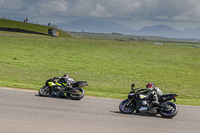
[38,86,50,97]
[69,87,85,100]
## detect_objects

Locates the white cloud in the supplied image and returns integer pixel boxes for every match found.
[155,15,169,20]
[1,0,200,29]
[89,3,111,17]
[0,0,22,9]
[152,0,200,22]
[7,0,200,22]
[0,0,5,4]
[37,0,69,15]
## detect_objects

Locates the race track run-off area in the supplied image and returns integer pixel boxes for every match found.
[0,87,200,133]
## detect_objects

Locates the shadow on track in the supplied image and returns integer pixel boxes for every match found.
[110,111,162,118]
[34,94,80,101]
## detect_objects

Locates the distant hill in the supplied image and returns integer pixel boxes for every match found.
[57,18,136,35]
[183,28,200,39]
[58,18,200,39]
[135,24,182,38]
[135,25,200,39]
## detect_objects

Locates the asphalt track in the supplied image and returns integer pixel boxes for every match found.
[0,87,200,133]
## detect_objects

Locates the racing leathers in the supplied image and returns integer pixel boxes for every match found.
[46,76,71,91]
[149,87,163,104]
[137,87,163,106]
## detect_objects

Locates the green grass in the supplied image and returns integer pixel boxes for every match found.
[0,19,71,37]
[0,34,199,106]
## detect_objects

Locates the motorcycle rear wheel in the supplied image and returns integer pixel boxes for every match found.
[69,87,85,100]
[160,102,178,118]
[38,86,50,97]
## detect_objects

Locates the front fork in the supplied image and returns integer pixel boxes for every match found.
[126,99,133,107]
[126,98,140,113]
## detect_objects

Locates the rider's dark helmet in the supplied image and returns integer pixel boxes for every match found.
[63,74,69,78]
[146,83,155,88]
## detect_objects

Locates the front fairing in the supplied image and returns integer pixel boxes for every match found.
[139,94,148,99]
[128,92,135,99]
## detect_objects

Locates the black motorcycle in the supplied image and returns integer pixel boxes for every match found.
[38,77,88,100]
[119,83,178,118]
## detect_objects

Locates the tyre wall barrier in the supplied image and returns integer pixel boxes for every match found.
[0,27,53,36]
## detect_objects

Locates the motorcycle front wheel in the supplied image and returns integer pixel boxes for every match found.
[69,87,85,100]
[119,99,136,114]
[38,86,50,97]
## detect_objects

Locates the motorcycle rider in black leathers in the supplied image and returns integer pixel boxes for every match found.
[57,74,72,89]
[46,74,72,96]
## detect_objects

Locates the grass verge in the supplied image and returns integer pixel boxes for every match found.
[0,35,199,106]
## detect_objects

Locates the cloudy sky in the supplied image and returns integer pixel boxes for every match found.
[1,0,200,30]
